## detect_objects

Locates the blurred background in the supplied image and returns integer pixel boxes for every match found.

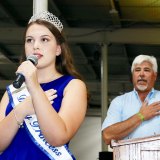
[0,0,160,159]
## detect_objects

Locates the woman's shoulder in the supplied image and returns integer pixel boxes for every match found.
[64,78,87,93]
[68,78,86,87]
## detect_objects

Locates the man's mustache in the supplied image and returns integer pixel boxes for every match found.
[137,78,147,83]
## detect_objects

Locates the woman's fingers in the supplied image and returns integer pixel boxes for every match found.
[45,89,57,103]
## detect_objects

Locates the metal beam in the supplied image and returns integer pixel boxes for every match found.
[33,0,48,14]
[0,2,19,25]
[66,28,160,44]
[1,27,160,44]
[101,44,109,151]
[0,80,13,89]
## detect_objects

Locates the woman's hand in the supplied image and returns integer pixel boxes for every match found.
[45,89,57,104]
[15,60,38,89]
[15,89,57,119]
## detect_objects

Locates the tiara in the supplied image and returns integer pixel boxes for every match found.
[28,11,63,32]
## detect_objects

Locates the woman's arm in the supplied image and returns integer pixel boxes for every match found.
[0,88,56,152]
[29,79,87,146]
[15,60,87,146]
[0,92,32,152]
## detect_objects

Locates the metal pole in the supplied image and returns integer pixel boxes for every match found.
[101,43,108,151]
[33,0,48,15]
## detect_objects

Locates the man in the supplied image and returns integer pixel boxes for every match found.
[102,54,160,145]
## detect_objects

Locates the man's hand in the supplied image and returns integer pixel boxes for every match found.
[139,101,160,121]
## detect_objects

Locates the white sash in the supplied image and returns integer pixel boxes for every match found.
[7,83,75,160]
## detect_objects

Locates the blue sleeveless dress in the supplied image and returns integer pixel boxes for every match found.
[0,75,74,160]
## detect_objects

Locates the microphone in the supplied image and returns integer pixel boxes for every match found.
[13,55,38,89]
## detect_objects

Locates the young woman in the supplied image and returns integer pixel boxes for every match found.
[0,11,87,160]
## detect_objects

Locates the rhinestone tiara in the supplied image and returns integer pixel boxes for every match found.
[28,11,63,32]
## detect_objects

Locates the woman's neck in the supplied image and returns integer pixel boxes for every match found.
[37,67,61,83]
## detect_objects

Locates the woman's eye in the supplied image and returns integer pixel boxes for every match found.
[42,38,49,42]
[26,38,33,43]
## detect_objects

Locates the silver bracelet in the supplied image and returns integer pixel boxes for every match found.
[13,108,24,128]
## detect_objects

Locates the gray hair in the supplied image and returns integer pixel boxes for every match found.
[131,55,158,73]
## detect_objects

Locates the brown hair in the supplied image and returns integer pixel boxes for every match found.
[20,20,82,80]
[21,20,90,101]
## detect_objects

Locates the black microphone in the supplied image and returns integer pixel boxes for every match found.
[13,55,38,89]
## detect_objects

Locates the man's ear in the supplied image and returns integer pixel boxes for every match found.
[155,72,158,81]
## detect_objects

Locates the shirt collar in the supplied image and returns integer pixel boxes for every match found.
[134,88,155,101]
